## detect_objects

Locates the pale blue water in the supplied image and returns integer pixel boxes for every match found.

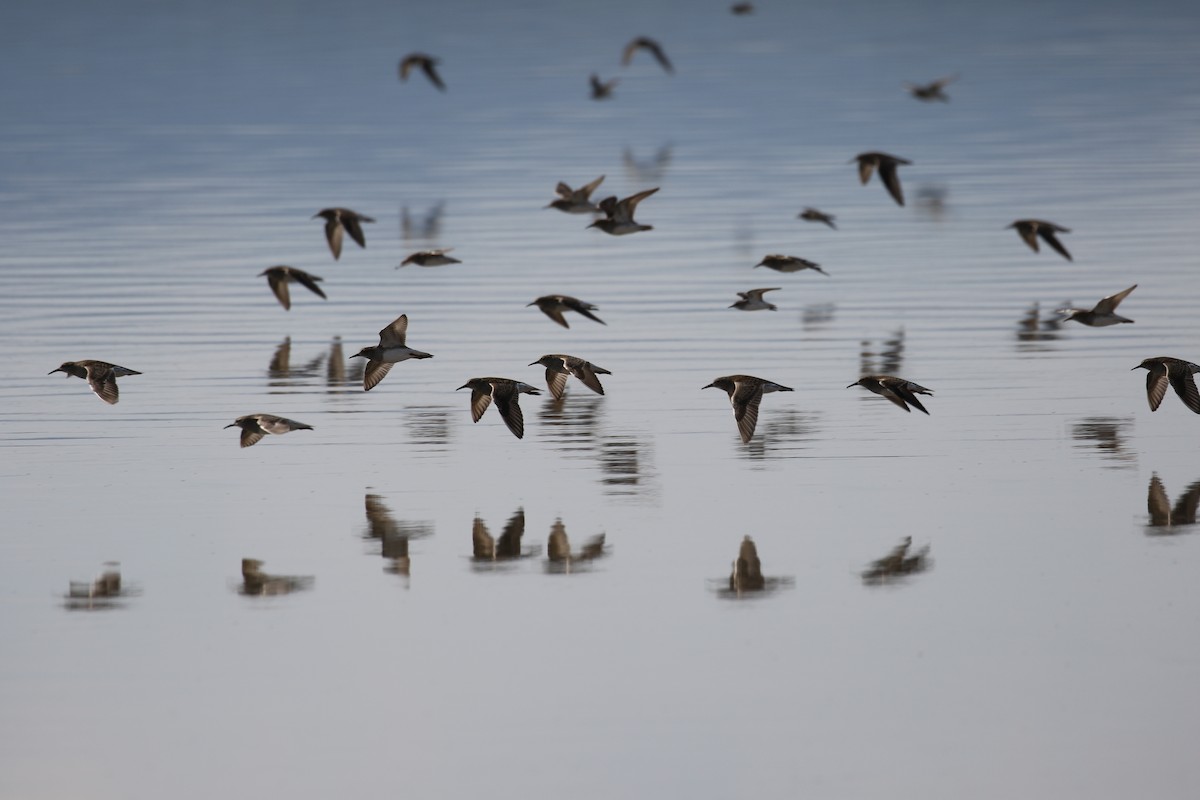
[3,1,1200,798]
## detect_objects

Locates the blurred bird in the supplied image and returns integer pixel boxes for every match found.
[258,266,326,310]
[852,152,911,206]
[590,74,618,100]
[313,207,374,260]
[798,208,837,229]
[399,53,445,91]
[1008,219,1072,261]
[861,537,931,583]
[621,37,673,74]
[729,536,765,591]
[731,3,755,15]
[546,175,606,214]
[48,360,141,405]
[224,414,313,448]
[398,248,460,267]
[457,377,541,439]
[529,354,612,399]
[904,74,957,102]
[848,375,934,414]
[1059,285,1136,326]
[350,314,434,391]
[588,187,659,235]
[528,295,606,328]
[1132,357,1200,414]
[755,254,828,275]
[702,375,794,443]
[730,287,781,311]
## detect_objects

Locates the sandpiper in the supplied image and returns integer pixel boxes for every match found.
[529,354,612,400]
[702,374,794,443]
[1008,219,1072,261]
[798,208,837,229]
[852,152,911,206]
[224,414,314,448]
[350,314,434,391]
[730,287,781,311]
[49,360,141,405]
[1059,285,1136,326]
[457,377,541,439]
[1132,357,1200,414]
[588,187,659,235]
[904,74,957,102]
[755,254,828,275]
[398,53,445,91]
[730,536,765,591]
[258,266,326,310]
[528,295,606,328]
[313,208,374,260]
[589,74,617,100]
[848,375,934,414]
[398,248,460,267]
[621,37,673,74]
[546,175,606,214]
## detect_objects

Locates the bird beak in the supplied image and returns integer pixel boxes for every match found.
[1130,365,1141,370]
[701,383,715,390]
[224,423,237,429]
[48,368,63,375]
[525,301,536,307]
[586,221,599,229]
[349,353,362,359]
[528,361,539,367]
[456,383,470,391]
[846,383,858,388]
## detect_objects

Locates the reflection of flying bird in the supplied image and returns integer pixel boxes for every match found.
[1147,474,1200,530]
[49,360,141,405]
[731,3,755,15]
[457,377,541,439]
[527,294,606,328]
[730,287,780,311]
[313,207,374,260]
[702,375,794,443]
[546,519,607,571]
[399,248,460,267]
[1132,357,1200,414]
[473,508,528,560]
[861,537,931,583]
[241,559,313,595]
[621,37,673,74]
[589,74,617,100]
[529,354,612,399]
[546,175,606,214]
[350,314,434,392]
[259,266,326,310]
[588,187,659,235]
[623,145,672,182]
[848,375,934,414]
[755,254,827,275]
[729,536,765,591]
[798,207,837,229]
[399,53,445,91]
[904,74,957,102]
[851,152,911,206]
[1008,219,1072,261]
[1058,285,1136,326]
[224,414,313,448]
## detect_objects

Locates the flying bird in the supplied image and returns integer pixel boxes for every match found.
[48,360,141,405]
[702,374,794,443]
[852,152,911,206]
[754,254,828,275]
[399,53,445,91]
[457,378,541,439]
[588,187,659,235]
[621,37,673,74]
[798,208,837,229]
[1132,357,1200,414]
[848,375,934,414]
[904,74,958,102]
[528,295,606,328]
[398,248,460,267]
[224,414,313,448]
[730,287,781,311]
[1008,219,1073,261]
[258,266,326,310]
[546,175,606,214]
[529,354,612,400]
[313,207,374,260]
[350,314,434,391]
[1058,285,1136,326]
[590,74,617,100]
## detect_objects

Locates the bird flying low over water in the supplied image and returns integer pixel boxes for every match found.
[1008,219,1073,261]
[702,375,794,443]
[224,414,313,448]
[621,37,673,74]
[399,53,445,91]
[313,208,374,260]
[852,152,911,206]
[457,378,541,439]
[755,254,828,275]
[351,314,433,391]
[904,74,957,102]
[590,74,617,100]
[529,354,612,400]
[528,295,606,328]
[1132,357,1200,414]
[259,266,326,310]
[398,248,460,267]
[588,187,659,235]
[546,175,606,214]
[848,375,934,414]
[49,360,141,405]
[798,208,837,229]
[730,287,781,311]
[1059,285,1136,326]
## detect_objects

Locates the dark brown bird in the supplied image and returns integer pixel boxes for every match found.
[399,53,445,91]
[590,74,618,100]
[848,375,934,414]
[546,175,606,214]
[1008,219,1072,261]
[904,74,957,102]
[313,208,374,260]
[527,295,606,328]
[702,375,794,443]
[1133,357,1200,414]
[588,187,659,235]
[258,266,326,311]
[457,378,541,439]
[852,152,911,206]
[529,354,612,399]
[1058,285,1136,326]
[48,360,141,405]
[798,208,837,229]
[224,414,314,448]
[621,37,673,74]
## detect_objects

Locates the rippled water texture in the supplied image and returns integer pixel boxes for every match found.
[3,1,1200,798]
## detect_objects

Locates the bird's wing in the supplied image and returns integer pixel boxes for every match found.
[292,269,326,300]
[1146,364,1169,411]
[363,360,395,392]
[1093,285,1136,315]
[379,315,409,348]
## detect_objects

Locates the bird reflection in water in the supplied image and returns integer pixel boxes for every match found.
[801,303,836,330]
[327,336,365,390]
[1145,474,1200,536]
[471,507,539,568]
[622,144,673,183]
[739,409,821,462]
[599,435,652,496]
[64,562,135,611]
[1016,302,1061,351]
[914,185,948,220]
[537,394,603,446]
[713,536,793,599]
[364,493,434,582]
[239,559,314,596]
[860,327,905,377]
[861,537,931,585]
[545,519,607,574]
[403,406,453,450]
[267,337,323,382]
[401,201,445,242]
[1070,417,1135,469]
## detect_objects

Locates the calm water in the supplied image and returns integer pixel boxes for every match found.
[3,1,1200,797]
